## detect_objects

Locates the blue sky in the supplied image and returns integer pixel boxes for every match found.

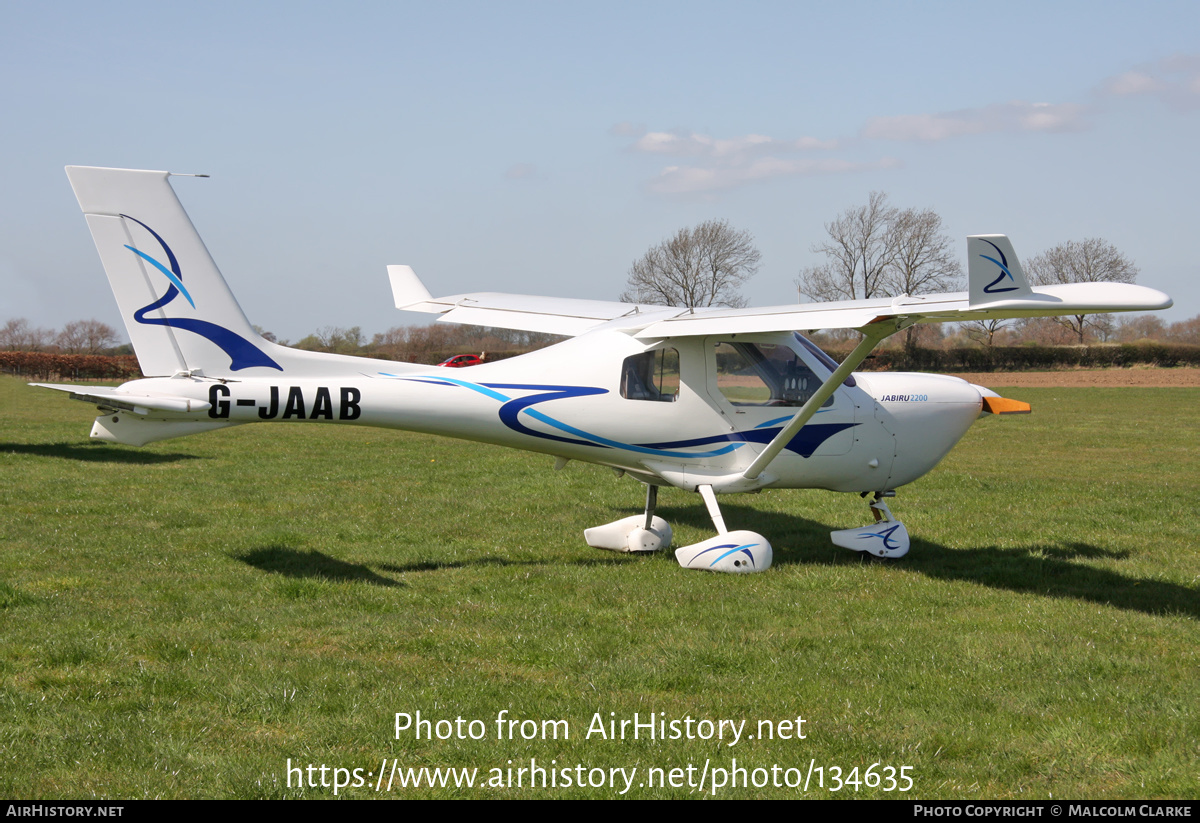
[2,1,1196,341]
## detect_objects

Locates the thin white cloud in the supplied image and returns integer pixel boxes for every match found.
[1104,71,1163,96]
[630,131,839,158]
[1099,54,1200,109]
[621,128,856,195]
[861,101,1088,142]
[648,156,901,195]
[621,55,1195,196]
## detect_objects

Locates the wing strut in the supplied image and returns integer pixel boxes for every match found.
[741,321,899,482]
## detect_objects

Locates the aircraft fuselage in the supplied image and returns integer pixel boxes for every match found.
[90,329,986,497]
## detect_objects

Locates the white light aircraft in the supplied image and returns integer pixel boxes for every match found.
[37,166,1173,573]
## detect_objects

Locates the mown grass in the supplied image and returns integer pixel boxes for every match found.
[1,376,1197,799]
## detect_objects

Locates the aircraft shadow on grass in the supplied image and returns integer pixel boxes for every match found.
[377,555,637,574]
[235,546,404,588]
[234,544,667,587]
[236,549,644,586]
[234,504,1197,619]
[660,501,1200,621]
[1,442,200,464]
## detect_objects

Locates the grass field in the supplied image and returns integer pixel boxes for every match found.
[1,375,1197,799]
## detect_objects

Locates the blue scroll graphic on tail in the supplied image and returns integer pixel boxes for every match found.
[978,238,1019,295]
[122,214,282,371]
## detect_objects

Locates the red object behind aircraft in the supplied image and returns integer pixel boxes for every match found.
[437,354,484,368]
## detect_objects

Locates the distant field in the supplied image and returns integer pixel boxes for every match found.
[949,367,1200,388]
[1,376,1197,799]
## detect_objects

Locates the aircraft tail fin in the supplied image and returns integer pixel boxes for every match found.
[66,166,283,377]
[967,235,1033,307]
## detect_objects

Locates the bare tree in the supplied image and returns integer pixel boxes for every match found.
[887,207,963,351]
[963,318,1007,347]
[1024,239,1139,344]
[886,208,962,297]
[0,318,53,351]
[1115,314,1166,343]
[1011,316,1079,346]
[56,319,119,354]
[1167,315,1200,345]
[1091,313,1117,343]
[621,219,761,308]
[797,191,898,302]
[797,194,963,351]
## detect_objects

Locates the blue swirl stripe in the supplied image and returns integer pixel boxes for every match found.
[858,524,904,550]
[405,376,855,460]
[684,542,760,569]
[124,246,195,308]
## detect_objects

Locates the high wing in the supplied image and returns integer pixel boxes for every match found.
[389,264,682,336]
[392,234,1172,492]
[391,235,1172,339]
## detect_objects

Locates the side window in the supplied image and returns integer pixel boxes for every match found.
[714,341,832,407]
[620,348,680,402]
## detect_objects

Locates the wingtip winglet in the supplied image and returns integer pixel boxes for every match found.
[388,264,433,309]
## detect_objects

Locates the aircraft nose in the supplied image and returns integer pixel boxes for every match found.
[869,374,990,487]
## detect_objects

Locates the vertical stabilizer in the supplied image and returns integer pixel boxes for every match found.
[65,166,281,377]
[967,234,1033,307]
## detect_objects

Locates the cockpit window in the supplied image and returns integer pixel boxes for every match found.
[793,332,856,388]
[714,341,833,407]
[621,347,680,402]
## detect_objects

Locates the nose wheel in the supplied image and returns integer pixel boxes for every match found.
[830,492,910,559]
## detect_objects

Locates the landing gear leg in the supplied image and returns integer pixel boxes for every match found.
[830,491,911,558]
[697,484,727,534]
[644,484,658,531]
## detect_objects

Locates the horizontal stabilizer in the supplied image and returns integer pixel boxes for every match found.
[31,383,212,415]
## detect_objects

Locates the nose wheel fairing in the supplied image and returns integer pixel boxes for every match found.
[830,495,910,559]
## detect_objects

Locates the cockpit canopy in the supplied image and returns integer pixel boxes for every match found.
[620,333,852,407]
